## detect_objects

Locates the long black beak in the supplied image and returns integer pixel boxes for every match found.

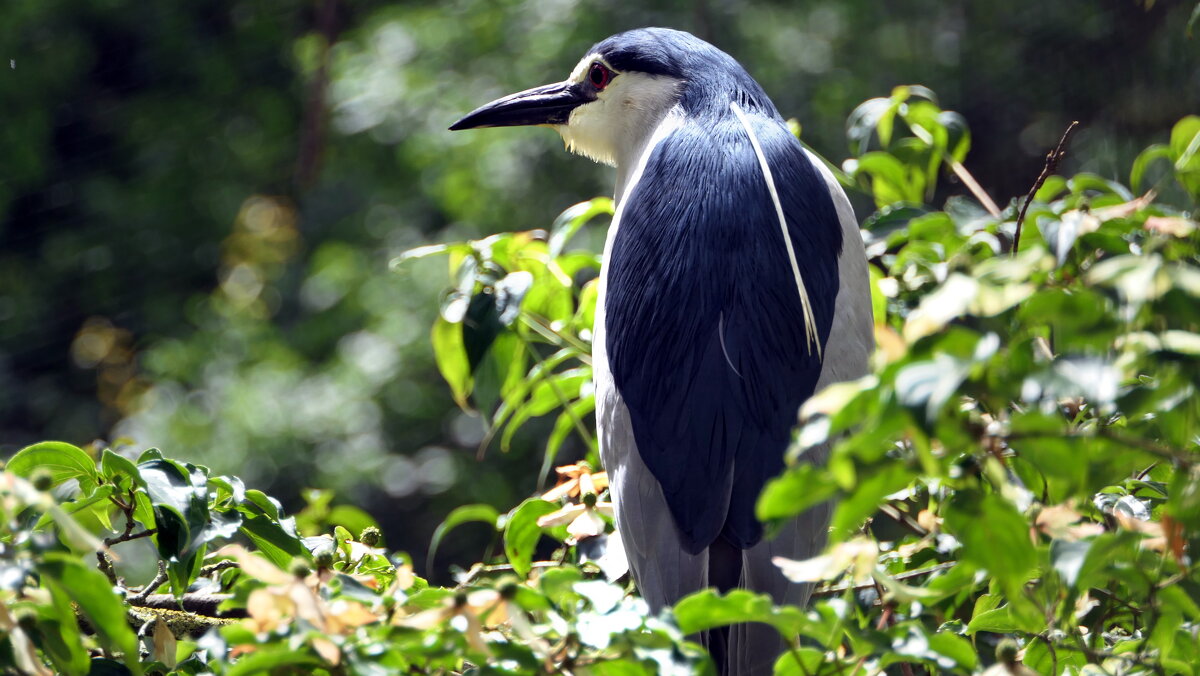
[449,81,594,131]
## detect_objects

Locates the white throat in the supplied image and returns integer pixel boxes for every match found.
[553,66,683,187]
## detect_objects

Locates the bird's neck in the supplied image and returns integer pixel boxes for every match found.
[614,104,686,207]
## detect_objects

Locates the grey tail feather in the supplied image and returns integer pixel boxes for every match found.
[705,536,743,673]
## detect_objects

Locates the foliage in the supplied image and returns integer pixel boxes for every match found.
[4,46,1200,676]
[5,1,1198,576]
[0,440,707,674]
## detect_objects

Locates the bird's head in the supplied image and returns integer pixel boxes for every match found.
[450,28,765,168]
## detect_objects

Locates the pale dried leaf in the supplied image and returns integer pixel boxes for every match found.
[537,504,585,529]
[153,618,177,669]
[312,637,340,665]
[214,544,293,584]
[246,587,294,633]
[566,508,607,539]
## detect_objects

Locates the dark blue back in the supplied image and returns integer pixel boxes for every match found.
[605,111,843,552]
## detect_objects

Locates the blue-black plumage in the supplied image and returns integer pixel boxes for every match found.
[451,27,873,674]
[607,97,843,554]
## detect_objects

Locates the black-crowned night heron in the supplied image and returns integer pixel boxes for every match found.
[451,27,872,674]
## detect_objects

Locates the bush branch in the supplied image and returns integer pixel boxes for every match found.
[1013,120,1080,255]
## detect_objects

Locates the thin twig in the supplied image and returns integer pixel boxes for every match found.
[200,560,240,577]
[128,561,168,605]
[948,160,1001,217]
[454,560,561,587]
[521,314,593,364]
[810,561,956,599]
[1013,120,1080,255]
[295,0,339,187]
[871,576,918,676]
[96,552,119,586]
[878,503,928,538]
[104,528,157,546]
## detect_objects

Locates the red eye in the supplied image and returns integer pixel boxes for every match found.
[588,62,613,90]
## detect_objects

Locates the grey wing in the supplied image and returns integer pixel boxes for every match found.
[729,150,874,674]
[593,370,709,613]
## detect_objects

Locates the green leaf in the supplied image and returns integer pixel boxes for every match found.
[885,624,978,670]
[544,395,597,473]
[36,583,91,676]
[427,503,499,571]
[673,589,806,638]
[943,492,1036,598]
[538,566,585,606]
[472,331,523,416]
[223,645,319,676]
[1131,143,1172,193]
[757,463,836,523]
[242,489,281,520]
[140,459,209,560]
[100,449,143,487]
[845,97,892,155]
[852,151,920,206]
[1159,583,1200,620]
[35,483,116,531]
[966,604,1039,635]
[830,464,917,538]
[1170,115,1200,166]
[1171,115,1200,199]
[503,498,558,577]
[240,514,308,568]
[773,648,826,675]
[7,441,99,488]
[390,241,470,267]
[432,316,473,410]
[38,553,142,675]
[585,659,654,676]
[549,197,613,257]
[1024,635,1086,673]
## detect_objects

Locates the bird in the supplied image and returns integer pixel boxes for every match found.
[451,27,872,674]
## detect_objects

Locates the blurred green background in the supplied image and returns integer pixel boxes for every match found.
[3,0,1197,574]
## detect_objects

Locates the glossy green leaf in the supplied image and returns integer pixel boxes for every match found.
[756,463,836,523]
[1131,144,1172,193]
[140,459,209,560]
[1050,538,1091,588]
[944,492,1036,598]
[772,648,827,676]
[35,583,91,676]
[100,449,143,487]
[674,589,806,638]
[7,441,98,488]
[427,503,499,571]
[38,553,143,675]
[503,498,558,577]
[240,514,308,568]
[432,315,473,410]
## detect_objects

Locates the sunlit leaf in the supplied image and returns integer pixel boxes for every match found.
[427,504,499,571]
[7,442,99,488]
[38,553,143,675]
[673,589,806,638]
[503,498,558,577]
